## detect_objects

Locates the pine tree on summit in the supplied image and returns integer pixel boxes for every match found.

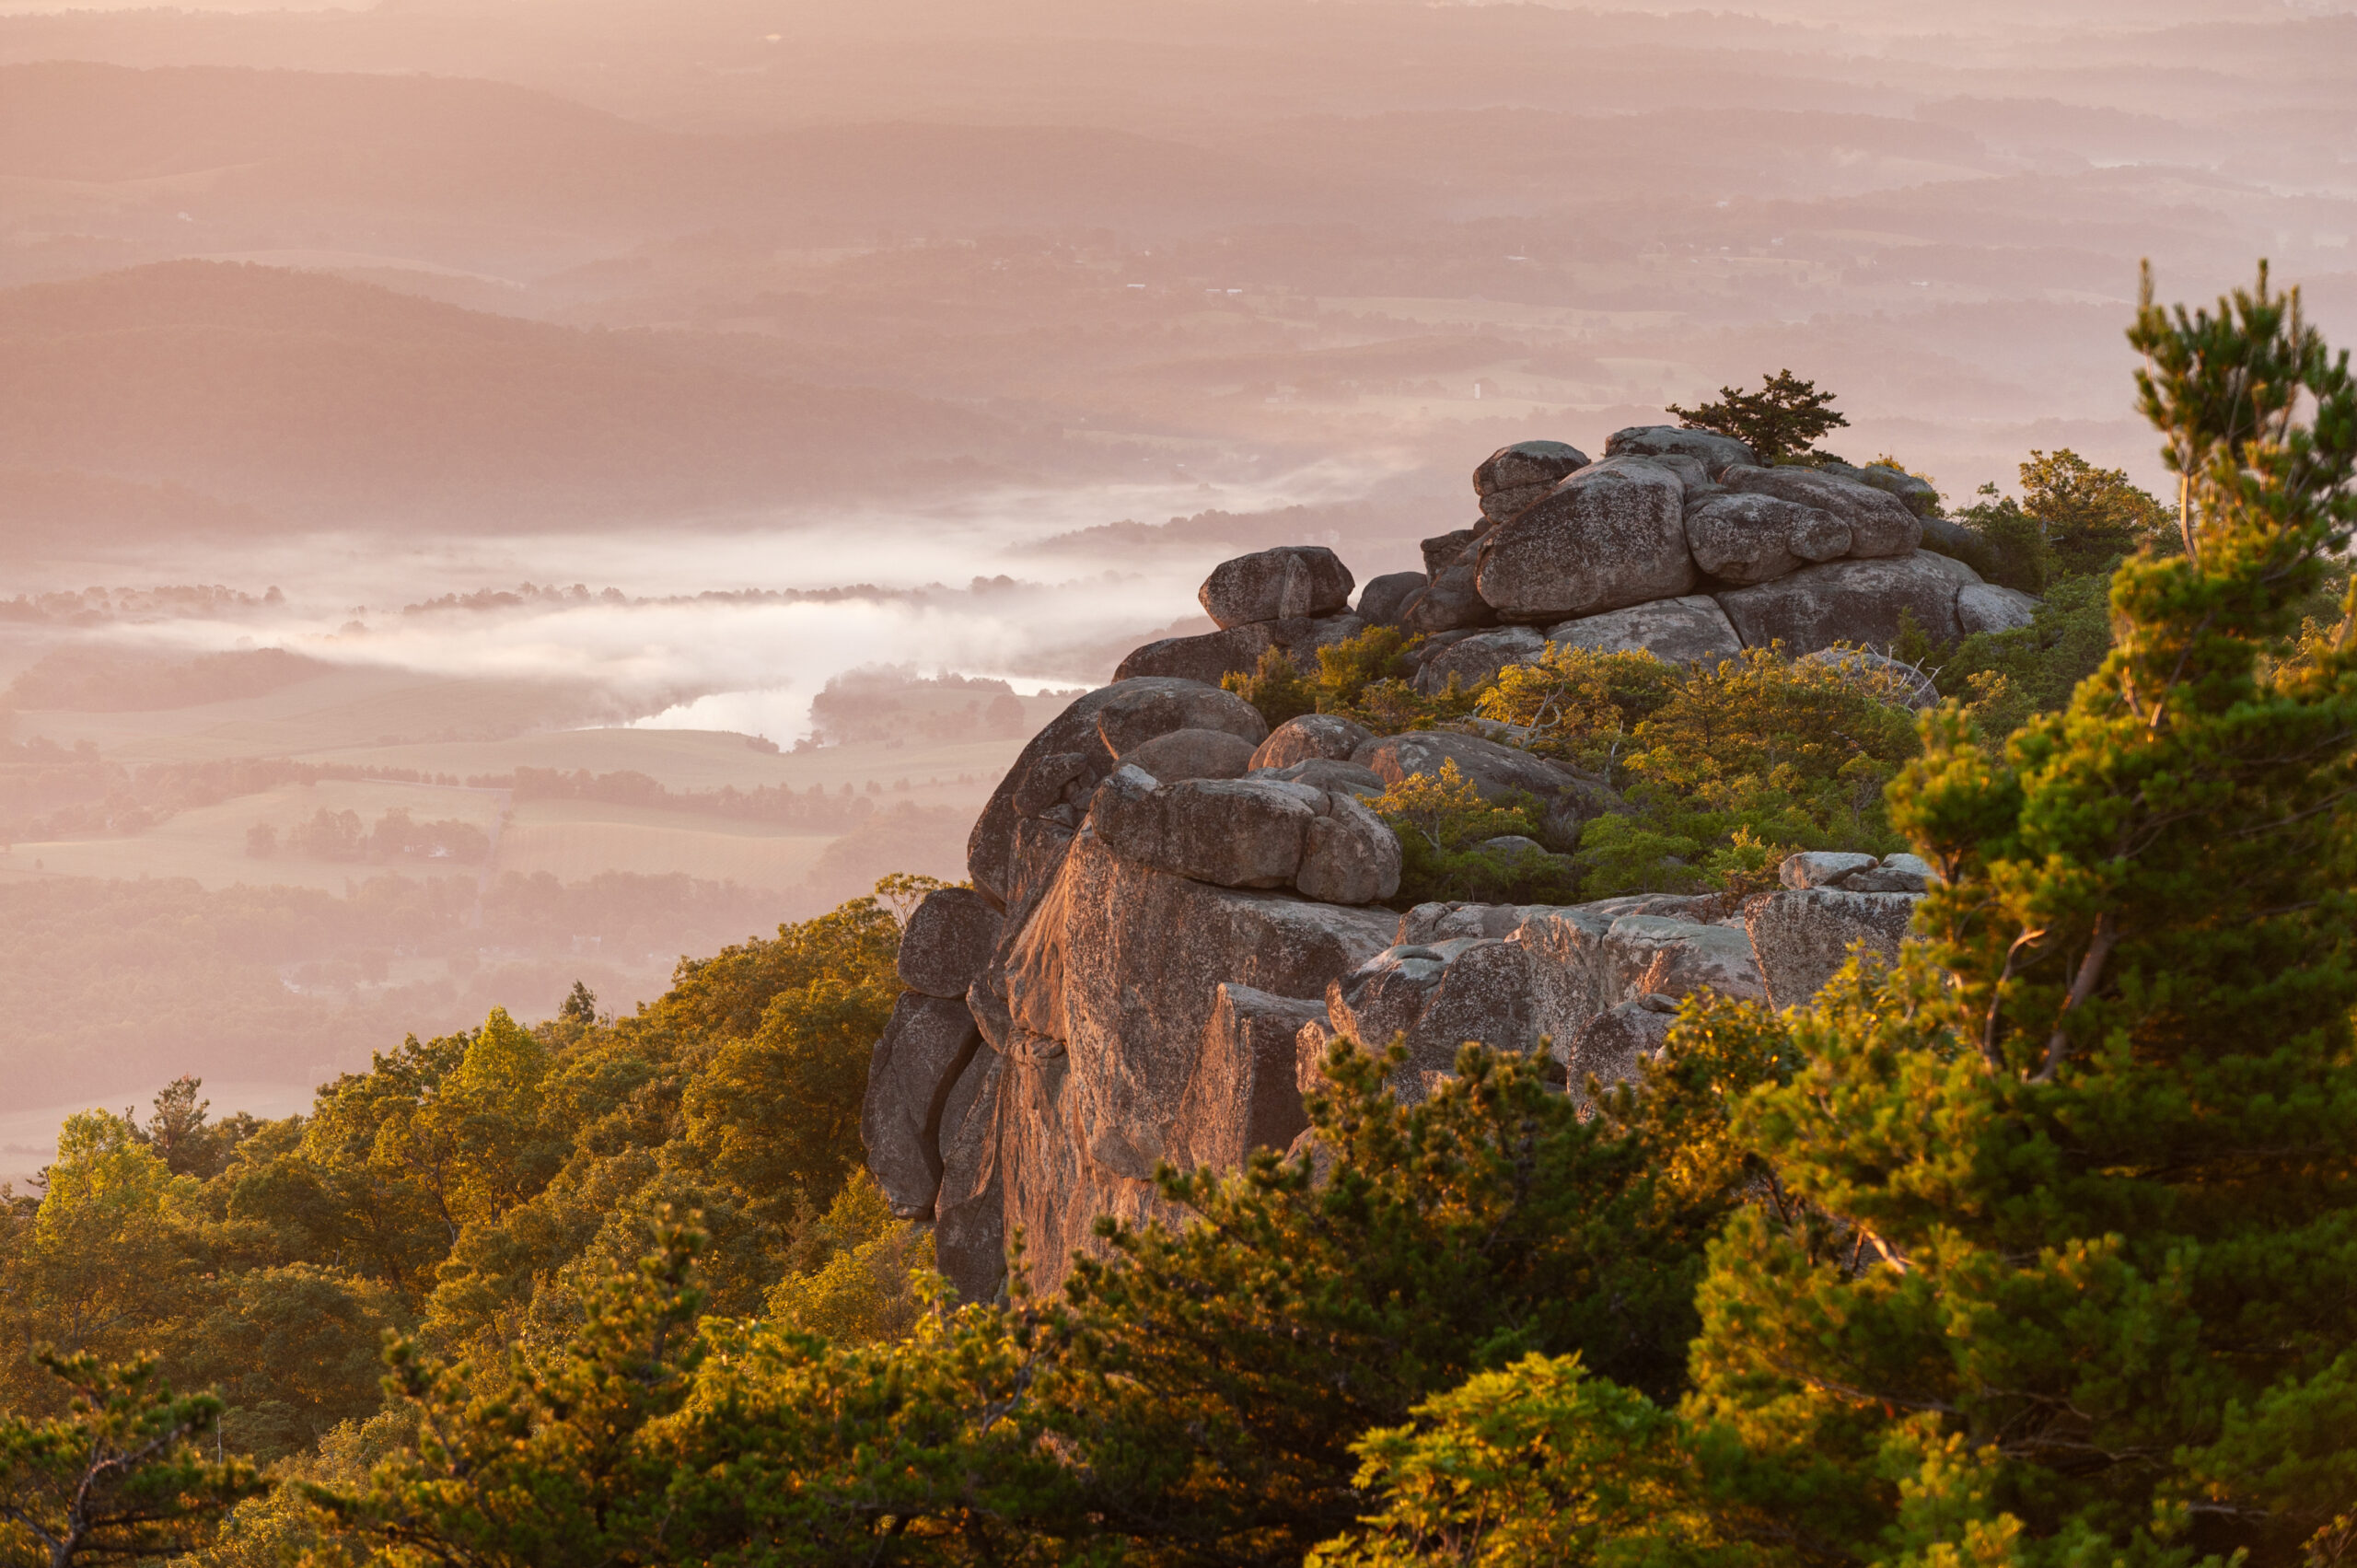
[1666,263,2357,1563]
[1667,368,1850,463]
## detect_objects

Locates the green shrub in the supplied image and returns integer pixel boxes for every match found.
[1371,761,1580,907]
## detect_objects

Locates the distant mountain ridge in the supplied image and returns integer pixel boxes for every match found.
[0,260,1029,526]
[0,63,1345,238]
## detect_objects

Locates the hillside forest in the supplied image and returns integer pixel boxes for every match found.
[1,269,2351,1566]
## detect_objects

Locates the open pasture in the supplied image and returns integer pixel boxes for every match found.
[2,775,501,892]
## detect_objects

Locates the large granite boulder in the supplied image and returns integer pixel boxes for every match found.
[1719,465,1922,558]
[1352,729,1619,838]
[1683,493,1852,585]
[1413,625,1545,695]
[1199,546,1355,629]
[1177,984,1324,1168]
[1251,713,1374,771]
[967,678,1266,908]
[898,888,1004,998]
[1114,613,1366,687]
[1604,424,1759,479]
[1745,887,1921,1009]
[1357,570,1426,628]
[1713,552,1965,654]
[862,992,984,1219]
[1476,457,1697,622]
[1957,582,2040,634]
[1547,596,1743,665]
[1122,726,1259,783]
[1090,766,1399,904]
[1475,440,1591,527]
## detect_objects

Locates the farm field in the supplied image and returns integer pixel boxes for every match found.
[1,775,504,892]
[498,798,836,889]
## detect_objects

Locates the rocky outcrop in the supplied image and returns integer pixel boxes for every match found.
[988,828,1398,1281]
[1475,439,1591,527]
[1684,493,1851,585]
[1178,985,1325,1168]
[1719,465,1922,558]
[876,428,2033,1301]
[1121,726,1259,783]
[1091,766,1400,904]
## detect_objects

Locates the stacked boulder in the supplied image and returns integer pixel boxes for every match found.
[861,429,2018,1303]
[1116,545,1368,686]
[1112,427,2039,698]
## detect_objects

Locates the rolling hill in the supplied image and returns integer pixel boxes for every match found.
[0,260,1027,525]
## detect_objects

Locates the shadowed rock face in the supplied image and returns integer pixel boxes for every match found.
[1546,596,1742,666]
[1399,555,1497,635]
[1563,998,1677,1110]
[1198,545,1355,629]
[1356,570,1425,627]
[1412,624,1544,695]
[1477,457,1697,622]
[1713,552,1966,652]
[863,992,984,1219]
[898,888,1003,998]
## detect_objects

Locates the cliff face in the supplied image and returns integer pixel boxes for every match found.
[864,428,2014,1301]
